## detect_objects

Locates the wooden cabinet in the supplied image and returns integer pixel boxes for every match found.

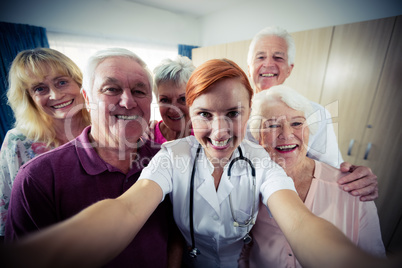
[225,39,251,75]
[319,15,402,253]
[354,16,402,253]
[192,43,226,67]
[284,26,333,103]
[192,15,402,253]
[192,40,250,77]
[320,17,395,164]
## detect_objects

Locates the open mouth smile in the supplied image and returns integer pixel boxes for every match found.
[115,115,140,120]
[275,144,298,153]
[209,138,231,150]
[52,99,73,109]
[260,73,277,77]
[168,114,184,121]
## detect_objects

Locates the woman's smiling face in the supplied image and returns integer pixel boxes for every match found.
[157,80,190,133]
[190,78,251,164]
[259,100,309,168]
[28,66,84,120]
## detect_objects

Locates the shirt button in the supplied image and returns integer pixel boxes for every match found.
[213,215,219,221]
[288,253,293,256]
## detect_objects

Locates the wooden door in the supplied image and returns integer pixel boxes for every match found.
[192,40,251,75]
[192,43,227,67]
[354,16,402,253]
[225,39,251,76]
[285,26,333,103]
[319,17,395,164]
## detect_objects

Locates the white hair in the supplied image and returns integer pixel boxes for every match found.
[82,48,153,100]
[153,55,195,97]
[247,26,296,66]
[249,85,318,141]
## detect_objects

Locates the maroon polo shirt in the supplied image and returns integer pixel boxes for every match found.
[5,126,173,267]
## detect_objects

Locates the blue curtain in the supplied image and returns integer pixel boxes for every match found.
[178,44,199,60]
[0,22,49,144]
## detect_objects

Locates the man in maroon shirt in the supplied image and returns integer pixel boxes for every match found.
[5,48,179,267]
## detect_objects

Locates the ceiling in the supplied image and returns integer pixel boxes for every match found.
[126,0,248,17]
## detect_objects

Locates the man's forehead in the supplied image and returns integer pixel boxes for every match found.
[95,59,150,84]
[96,57,146,74]
[255,50,287,56]
[265,115,306,120]
[255,36,287,50]
[262,103,304,118]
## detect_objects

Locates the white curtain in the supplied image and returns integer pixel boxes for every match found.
[47,31,177,121]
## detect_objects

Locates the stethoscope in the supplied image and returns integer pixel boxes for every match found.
[188,144,257,258]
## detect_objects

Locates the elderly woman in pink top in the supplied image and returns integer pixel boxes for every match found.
[240,85,386,267]
[150,56,195,144]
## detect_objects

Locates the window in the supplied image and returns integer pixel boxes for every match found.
[47,31,178,121]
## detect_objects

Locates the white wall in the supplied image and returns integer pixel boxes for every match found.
[1,0,401,47]
[200,0,402,46]
[0,0,201,47]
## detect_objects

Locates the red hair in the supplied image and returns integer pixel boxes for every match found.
[186,59,254,107]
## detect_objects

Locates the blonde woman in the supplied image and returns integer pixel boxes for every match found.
[0,48,90,237]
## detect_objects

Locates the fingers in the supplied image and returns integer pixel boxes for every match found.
[338,166,378,201]
[339,162,353,172]
[346,181,378,196]
[359,188,378,202]
[338,166,375,185]
[341,178,378,201]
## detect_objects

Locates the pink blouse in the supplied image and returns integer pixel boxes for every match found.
[239,160,385,268]
[152,121,194,145]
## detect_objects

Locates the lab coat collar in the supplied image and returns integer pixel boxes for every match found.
[195,144,248,215]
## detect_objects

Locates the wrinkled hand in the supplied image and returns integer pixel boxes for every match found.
[142,120,158,141]
[338,162,378,202]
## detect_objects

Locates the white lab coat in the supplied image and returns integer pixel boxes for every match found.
[139,136,295,268]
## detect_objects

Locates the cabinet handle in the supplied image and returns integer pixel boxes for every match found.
[364,143,372,160]
[347,139,355,156]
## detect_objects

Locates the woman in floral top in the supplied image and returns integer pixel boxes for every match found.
[0,48,90,237]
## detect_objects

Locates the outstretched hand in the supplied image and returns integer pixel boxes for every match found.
[338,162,378,201]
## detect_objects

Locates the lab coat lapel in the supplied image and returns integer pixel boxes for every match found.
[218,146,249,205]
[197,177,221,215]
[216,174,233,205]
[196,154,221,215]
